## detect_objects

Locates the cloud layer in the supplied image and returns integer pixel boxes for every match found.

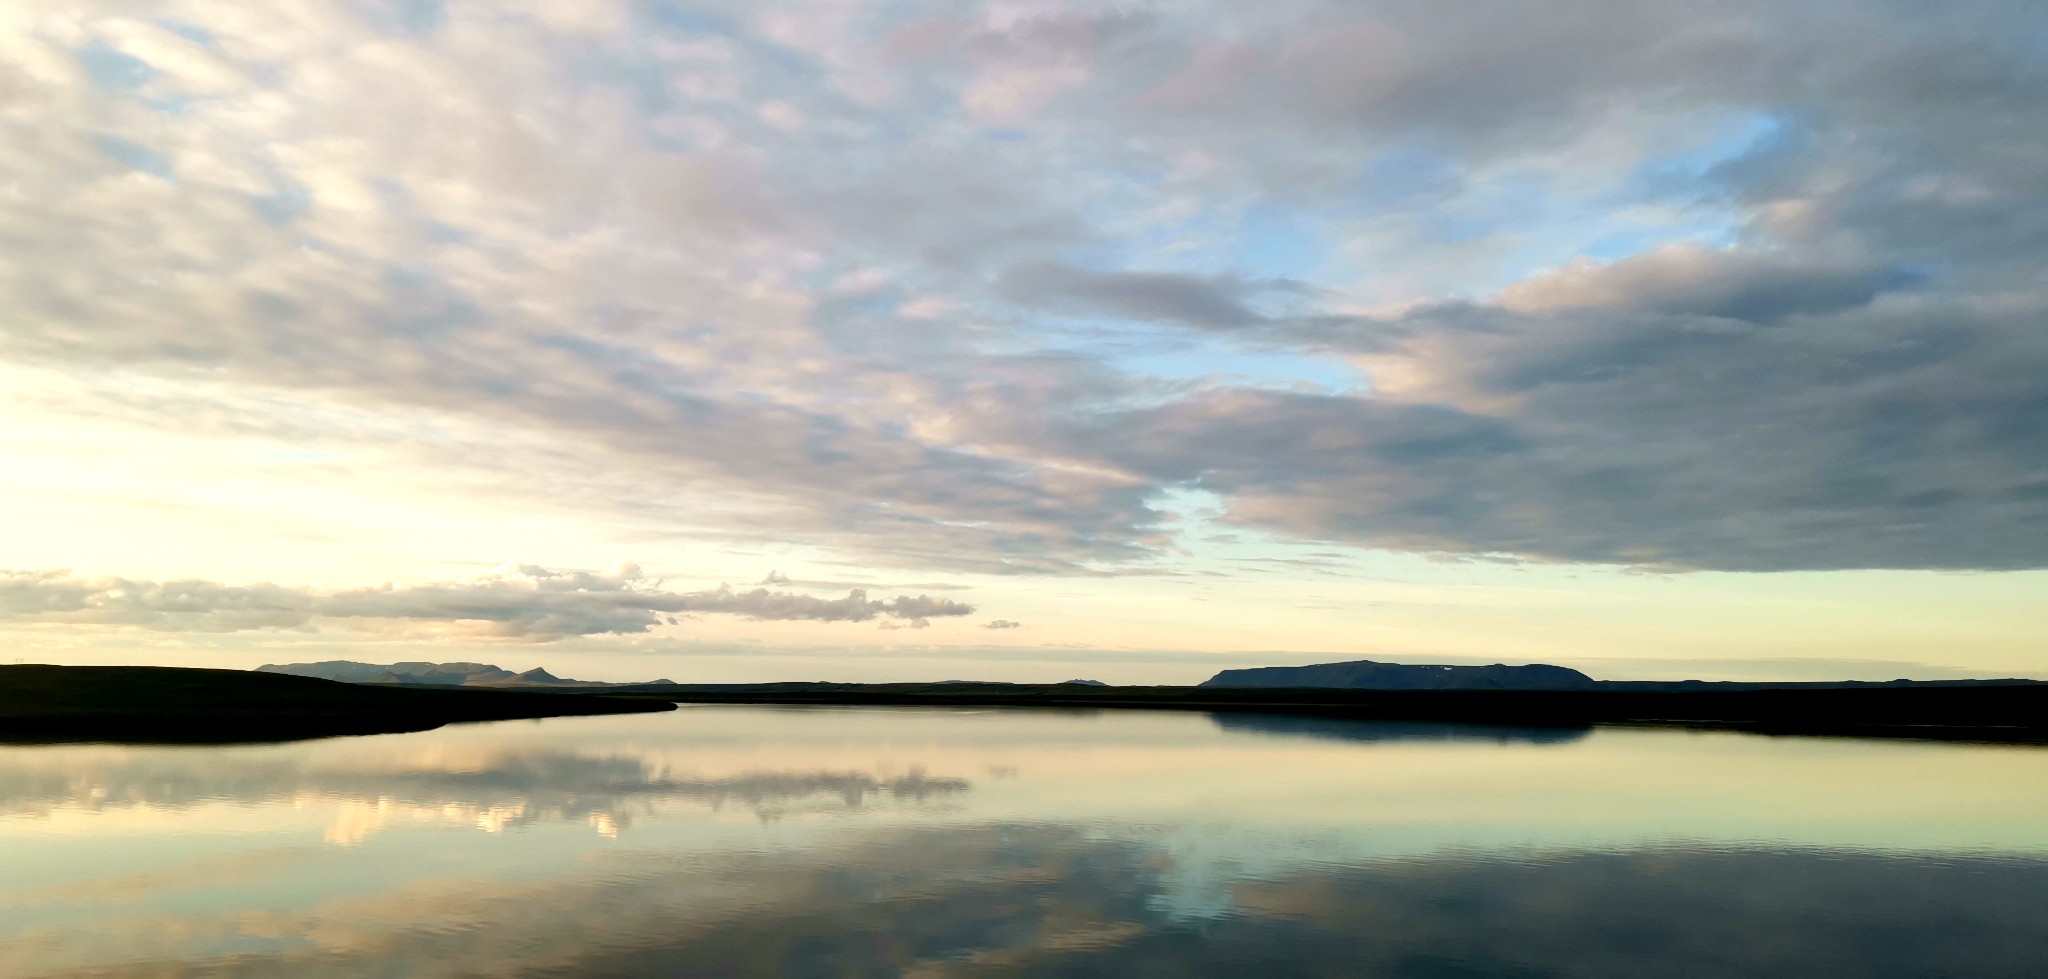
[6,0,2046,576]
[0,565,972,640]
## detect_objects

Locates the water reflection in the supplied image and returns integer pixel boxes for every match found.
[0,748,970,839]
[0,708,2044,978]
[11,828,2047,978]
[543,838,2048,979]
[1211,712,1592,745]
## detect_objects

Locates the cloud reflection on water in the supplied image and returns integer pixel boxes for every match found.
[0,748,971,841]
[14,826,2048,978]
[1,709,2046,977]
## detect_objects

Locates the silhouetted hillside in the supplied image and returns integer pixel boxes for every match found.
[0,665,674,743]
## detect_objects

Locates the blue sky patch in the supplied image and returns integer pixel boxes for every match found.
[1627,110,1788,204]
[252,186,312,227]
[364,0,446,37]
[77,42,155,91]
[1233,204,1329,282]
[155,20,216,46]
[93,135,174,180]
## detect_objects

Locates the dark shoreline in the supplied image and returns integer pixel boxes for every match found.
[4,667,2041,745]
[588,681,2048,745]
[0,665,675,744]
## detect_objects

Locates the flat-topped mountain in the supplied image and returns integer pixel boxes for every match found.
[1201,659,1598,691]
[1198,658,2043,692]
[258,661,671,688]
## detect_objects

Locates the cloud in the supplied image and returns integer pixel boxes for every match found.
[983,619,1023,630]
[5,0,2047,582]
[1073,285,2048,571]
[996,262,1306,330]
[0,565,975,640]
[1495,245,1917,323]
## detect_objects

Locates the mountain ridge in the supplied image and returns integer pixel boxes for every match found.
[257,661,671,688]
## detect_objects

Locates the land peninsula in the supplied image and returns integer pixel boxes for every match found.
[0,664,674,743]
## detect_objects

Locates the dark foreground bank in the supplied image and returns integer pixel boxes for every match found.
[598,681,2048,743]
[0,665,676,743]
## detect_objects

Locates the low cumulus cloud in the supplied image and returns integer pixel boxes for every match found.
[983,620,1024,630]
[0,566,973,640]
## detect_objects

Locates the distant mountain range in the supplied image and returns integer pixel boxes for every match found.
[257,663,1104,689]
[256,658,2038,694]
[256,661,672,688]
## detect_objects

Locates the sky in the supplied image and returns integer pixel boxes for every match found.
[2,0,2045,684]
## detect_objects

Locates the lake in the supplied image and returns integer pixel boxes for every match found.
[2,707,2046,977]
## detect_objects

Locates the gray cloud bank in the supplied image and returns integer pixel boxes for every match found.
[7,1,2048,573]
[0,566,972,640]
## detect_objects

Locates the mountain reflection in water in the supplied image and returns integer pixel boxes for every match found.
[1210,712,1593,745]
[0,707,2044,977]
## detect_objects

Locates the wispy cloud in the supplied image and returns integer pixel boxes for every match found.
[0,565,973,641]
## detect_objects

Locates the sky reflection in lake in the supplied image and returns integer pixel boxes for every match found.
[2,708,2046,977]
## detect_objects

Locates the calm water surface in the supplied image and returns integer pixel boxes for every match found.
[2,707,2046,977]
